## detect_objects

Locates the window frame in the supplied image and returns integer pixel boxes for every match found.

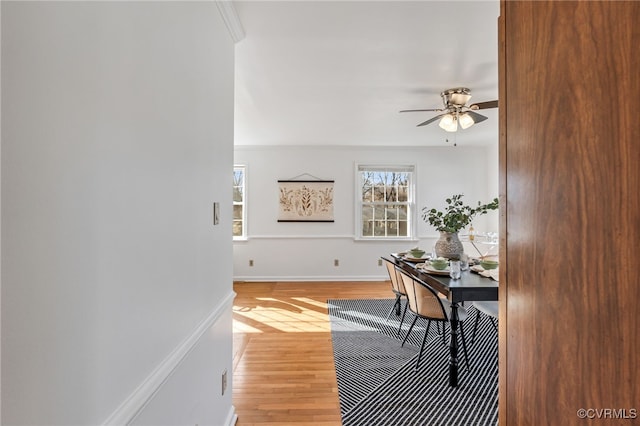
[354,163,417,241]
[233,165,247,240]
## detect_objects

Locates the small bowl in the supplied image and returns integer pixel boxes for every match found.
[430,259,448,270]
[408,249,426,258]
[480,259,499,270]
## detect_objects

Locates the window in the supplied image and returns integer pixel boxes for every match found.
[356,164,415,239]
[233,166,246,239]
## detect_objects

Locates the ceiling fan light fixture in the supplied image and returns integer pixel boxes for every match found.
[449,93,472,106]
[441,87,472,107]
[438,113,458,132]
[400,87,497,133]
[459,112,475,129]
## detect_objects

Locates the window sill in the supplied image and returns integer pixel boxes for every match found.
[353,237,419,242]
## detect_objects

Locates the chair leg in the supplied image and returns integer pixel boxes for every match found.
[472,310,498,344]
[459,323,471,372]
[415,319,431,370]
[386,294,402,321]
[472,309,481,344]
[489,317,498,331]
[397,301,409,336]
[401,315,418,347]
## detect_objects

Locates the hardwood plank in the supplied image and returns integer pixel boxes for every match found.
[233,281,391,425]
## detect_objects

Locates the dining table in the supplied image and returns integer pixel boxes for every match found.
[390,253,498,387]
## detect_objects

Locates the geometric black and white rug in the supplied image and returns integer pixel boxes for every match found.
[328,299,498,426]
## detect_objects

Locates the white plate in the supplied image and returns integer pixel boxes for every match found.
[422,265,451,276]
[404,255,429,262]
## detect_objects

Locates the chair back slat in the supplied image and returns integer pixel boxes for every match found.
[398,269,448,320]
[399,268,418,312]
[382,258,406,295]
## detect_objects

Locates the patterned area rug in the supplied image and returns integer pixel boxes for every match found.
[328,298,498,426]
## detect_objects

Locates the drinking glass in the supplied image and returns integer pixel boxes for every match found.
[460,253,469,271]
[449,260,461,280]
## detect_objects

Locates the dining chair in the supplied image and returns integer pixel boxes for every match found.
[471,301,498,344]
[397,268,471,371]
[381,257,409,336]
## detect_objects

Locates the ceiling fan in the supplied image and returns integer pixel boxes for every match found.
[400,87,498,132]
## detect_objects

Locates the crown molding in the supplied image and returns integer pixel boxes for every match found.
[216,1,245,43]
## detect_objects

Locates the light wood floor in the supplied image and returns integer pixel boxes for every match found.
[232,281,392,426]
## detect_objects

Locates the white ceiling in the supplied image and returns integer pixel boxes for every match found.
[233,0,500,147]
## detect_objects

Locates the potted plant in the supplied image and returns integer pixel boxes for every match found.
[422,194,499,259]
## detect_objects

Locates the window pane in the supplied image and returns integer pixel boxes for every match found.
[373,185,385,201]
[362,221,372,236]
[398,205,407,220]
[372,172,385,186]
[373,205,386,236]
[233,170,243,186]
[374,205,385,220]
[386,206,397,220]
[233,187,243,202]
[398,220,408,236]
[232,220,243,237]
[233,205,243,220]
[386,221,399,237]
[398,184,408,202]
[362,204,373,221]
[385,186,397,202]
[361,205,373,236]
[361,171,374,186]
[362,185,373,202]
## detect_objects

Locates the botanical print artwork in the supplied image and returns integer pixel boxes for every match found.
[278,180,334,222]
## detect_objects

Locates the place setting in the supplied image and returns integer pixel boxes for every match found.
[395,247,431,263]
[470,258,500,281]
[416,257,451,276]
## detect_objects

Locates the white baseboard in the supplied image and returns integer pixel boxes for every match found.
[233,275,387,282]
[224,406,238,426]
[102,291,236,425]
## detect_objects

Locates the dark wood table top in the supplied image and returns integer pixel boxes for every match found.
[390,254,498,303]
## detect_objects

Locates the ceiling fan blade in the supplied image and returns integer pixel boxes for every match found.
[416,113,445,127]
[469,100,498,110]
[466,110,488,124]
[399,108,443,113]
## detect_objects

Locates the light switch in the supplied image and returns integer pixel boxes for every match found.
[213,202,220,225]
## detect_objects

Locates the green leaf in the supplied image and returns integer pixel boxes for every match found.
[422,194,499,233]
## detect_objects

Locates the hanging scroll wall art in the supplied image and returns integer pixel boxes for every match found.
[277,180,334,222]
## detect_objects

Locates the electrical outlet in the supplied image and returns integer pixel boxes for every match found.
[378,259,383,266]
[221,369,227,395]
[249,259,254,267]
[334,259,339,267]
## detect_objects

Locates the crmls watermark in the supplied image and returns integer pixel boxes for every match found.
[577,408,638,420]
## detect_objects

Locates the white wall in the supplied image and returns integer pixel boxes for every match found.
[234,145,499,281]
[1,2,235,425]
[0,3,3,422]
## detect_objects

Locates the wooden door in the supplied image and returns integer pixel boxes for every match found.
[499,1,640,424]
